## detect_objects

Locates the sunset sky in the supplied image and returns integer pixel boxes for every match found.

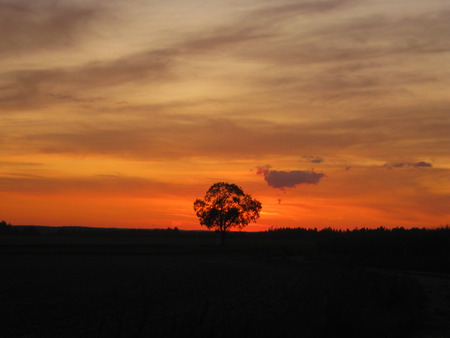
[1,0,449,230]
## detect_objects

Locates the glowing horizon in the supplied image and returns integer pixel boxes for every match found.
[1,0,449,230]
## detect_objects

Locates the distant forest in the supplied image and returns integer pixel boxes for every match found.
[1,221,449,273]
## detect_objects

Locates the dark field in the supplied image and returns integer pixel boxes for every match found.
[0,226,449,338]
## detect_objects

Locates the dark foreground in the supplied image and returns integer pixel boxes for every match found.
[0,226,449,338]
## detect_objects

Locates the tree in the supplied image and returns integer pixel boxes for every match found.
[193,182,262,244]
[0,220,12,234]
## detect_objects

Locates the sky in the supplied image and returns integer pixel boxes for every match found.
[1,0,449,230]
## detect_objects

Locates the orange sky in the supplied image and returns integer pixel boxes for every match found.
[1,0,449,230]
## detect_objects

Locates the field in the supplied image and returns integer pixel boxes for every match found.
[0,226,449,337]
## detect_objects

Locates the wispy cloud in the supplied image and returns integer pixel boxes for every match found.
[0,48,177,109]
[0,174,169,196]
[301,155,324,163]
[383,161,433,169]
[248,0,357,28]
[0,0,106,57]
[0,161,42,167]
[2,107,447,161]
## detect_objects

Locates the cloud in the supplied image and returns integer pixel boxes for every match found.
[230,7,450,104]
[301,155,324,163]
[383,161,432,169]
[251,0,356,24]
[0,161,42,167]
[415,161,433,168]
[1,0,449,164]
[3,1,449,114]
[242,10,450,66]
[256,165,326,190]
[2,106,448,161]
[0,48,178,110]
[0,174,170,197]
[183,26,271,53]
[46,93,106,104]
[182,0,355,52]
[0,0,105,57]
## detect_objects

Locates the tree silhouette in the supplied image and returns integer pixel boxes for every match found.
[0,220,12,234]
[193,182,262,244]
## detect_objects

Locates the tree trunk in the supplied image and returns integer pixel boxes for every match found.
[214,230,226,246]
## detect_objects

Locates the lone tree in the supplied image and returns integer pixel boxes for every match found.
[193,182,262,244]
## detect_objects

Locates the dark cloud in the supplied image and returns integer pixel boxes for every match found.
[256,165,326,190]
[0,48,177,110]
[2,106,447,161]
[3,1,449,113]
[251,0,356,24]
[0,0,353,60]
[183,27,271,52]
[231,9,450,104]
[242,10,450,66]
[383,161,433,169]
[415,161,433,168]
[0,0,105,57]
[311,11,450,56]
[183,0,354,53]
[302,155,324,163]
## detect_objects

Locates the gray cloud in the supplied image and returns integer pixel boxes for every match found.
[0,0,105,57]
[0,48,178,110]
[415,161,433,168]
[176,0,357,64]
[311,11,450,56]
[241,10,450,66]
[256,165,326,190]
[301,155,324,163]
[2,105,447,161]
[3,1,449,113]
[250,0,356,25]
[230,8,450,104]
[182,26,271,52]
[383,161,433,169]
[183,0,355,52]
[1,0,449,163]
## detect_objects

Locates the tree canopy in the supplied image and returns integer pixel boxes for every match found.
[193,182,262,232]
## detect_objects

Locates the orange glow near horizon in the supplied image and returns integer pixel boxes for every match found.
[1,1,449,230]
[2,170,448,231]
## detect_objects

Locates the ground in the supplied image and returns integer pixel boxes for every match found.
[0,243,435,337]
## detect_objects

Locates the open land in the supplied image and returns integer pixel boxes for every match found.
[0,226,449,338]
